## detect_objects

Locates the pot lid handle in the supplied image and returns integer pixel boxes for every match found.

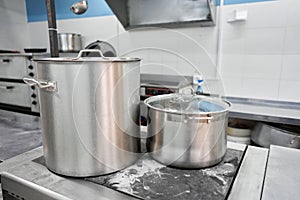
[74,49,104,59]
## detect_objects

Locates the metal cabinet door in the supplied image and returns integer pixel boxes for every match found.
[0,56,28,79]
[0,82,31,107]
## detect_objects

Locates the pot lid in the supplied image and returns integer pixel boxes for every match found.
[145,93,231,115]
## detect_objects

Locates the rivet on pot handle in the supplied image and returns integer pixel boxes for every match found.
[23,78,57,92]
[74,49,104,59]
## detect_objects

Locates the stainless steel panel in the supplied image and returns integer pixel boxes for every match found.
[128,0,211,25]
[1,172,71,200]
[0,148,138,200]
[262,145,300,200]
[0,143,246,200]
[228,146,269,200]
[227,96,300,126]
[0,56,28,79]
[105,0,216,29]
[0,82,31,107]
[58,33,83,53]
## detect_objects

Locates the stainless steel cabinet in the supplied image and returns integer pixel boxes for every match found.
[0,56,28,79]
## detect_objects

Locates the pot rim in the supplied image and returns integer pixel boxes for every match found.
[33,57,141,63]
[144,93,231,115]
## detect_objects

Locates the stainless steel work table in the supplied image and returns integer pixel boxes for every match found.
[227,97,300,126]
[1,142,299,200]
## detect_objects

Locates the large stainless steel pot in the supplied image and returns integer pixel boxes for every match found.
[58,33,83,52]
[23,50,141,177]
[145,94,231,168]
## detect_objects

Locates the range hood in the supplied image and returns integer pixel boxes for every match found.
[105,0,217,30]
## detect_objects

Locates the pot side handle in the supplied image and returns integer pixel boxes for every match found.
[23,78,57,92]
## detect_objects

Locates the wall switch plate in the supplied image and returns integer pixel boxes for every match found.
[228,10,248,22]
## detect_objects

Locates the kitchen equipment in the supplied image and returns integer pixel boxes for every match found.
[140,74,192,99]
[227,126,251,137]
[58,33,83,53]
[71,0,88,15]
[227,135,251,145]
[0,144,246,200]
[140,74,193,127]
[0,54,40,114]
[0,50,20,54]
[145,93,231,168]
[23,49,141,177]
[227,119,255,137]
[24,48,47,53]
[105,0,217,29]
[83,40,117,57]
[251,122,300,149]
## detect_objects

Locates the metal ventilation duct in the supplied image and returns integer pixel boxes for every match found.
[105,0,217,30]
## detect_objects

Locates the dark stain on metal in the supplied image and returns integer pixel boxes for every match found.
[86,149,243,200]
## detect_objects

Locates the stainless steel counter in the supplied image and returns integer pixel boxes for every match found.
[0,142,245,200]
[1,143,299,200]
[226,97,300,126]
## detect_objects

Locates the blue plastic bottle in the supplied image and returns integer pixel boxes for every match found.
[196,79,203,95]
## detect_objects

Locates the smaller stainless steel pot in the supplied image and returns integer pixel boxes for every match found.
[145,94,231,169]
[58,33,82,52]
[251,122,300,149]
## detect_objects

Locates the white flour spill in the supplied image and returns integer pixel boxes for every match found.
[107,157,166,194]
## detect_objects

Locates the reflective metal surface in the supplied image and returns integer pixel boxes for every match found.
[227,96,300,126]
[0,54,40,114]
[145,94,231,168]
[58,33,83,53]
[251,122,300,149]
[71,0,88,15]
[105,0,216,29]
[31,53,141,177]
[262,146,300,200]
[0,55,28,78]
[0,142,246,200]
[0,147,137,200]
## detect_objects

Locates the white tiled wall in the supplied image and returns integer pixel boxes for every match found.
[28,15,120,50]
[6,0,299,103]
[0,0,30,50]
[220,0,300,102]
[28,13,220,85]
[115,25,219,78]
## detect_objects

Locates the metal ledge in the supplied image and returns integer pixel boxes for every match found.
[225,97,300,126]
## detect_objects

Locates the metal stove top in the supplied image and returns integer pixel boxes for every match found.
[0,143,247,200]
[86,149,244,200]
[30,149,243,200]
